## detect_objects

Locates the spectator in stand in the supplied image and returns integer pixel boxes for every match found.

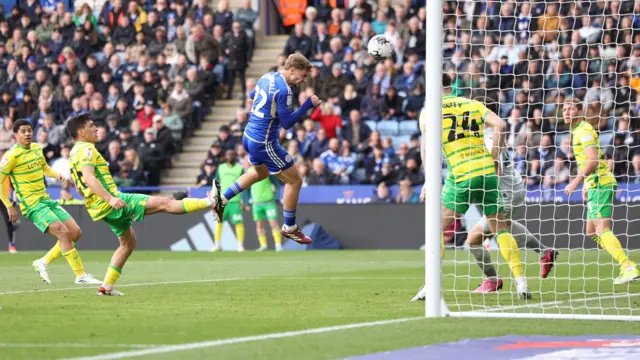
[168,76,193,130]
[309,127,329,159]
[197,158,217,187]
[224,21,249,100]
[360,83,385,120]
[0,118,13,150]
[543,155,571,188]
[363,145,388,184]
[160,102,184,143]
[320,137,341,172]
[37,129,57,161]
[396,179,420,204]
[106,140,124,174]
[153,114,176,156]
[311,102,342,139]
[284,22,313,59]
[137,127,165,186]
[382,87,403,120]
[206,141,223,165]
[308,157,336,185]
[137,100,156,131]
[49,143,71,185]
[217,125,235,151]
[373,182,394,203]
[398,157,424,186]
[336,144,356,184]
[185,24,220,66]
[235,0,258,59]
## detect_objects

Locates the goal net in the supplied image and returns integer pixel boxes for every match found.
[426,0,640,320]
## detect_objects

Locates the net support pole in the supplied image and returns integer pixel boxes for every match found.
[424,0,443,318]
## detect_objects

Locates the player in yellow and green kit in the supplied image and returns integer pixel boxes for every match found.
[0,119,101,285]
[65,113,216,296]
[248,166,282,252]
[413,75,531,301]
[210,149,246,252]
[563,99,640,284]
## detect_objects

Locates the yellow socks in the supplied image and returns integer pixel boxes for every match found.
[61,248,85,277]
[258,235,267,247]
[182,198,211,213]
[43,241,62,264]
[598,230,633,268]
[496,230,524,278]
[215,222,223,243]
[272,230,282,245]
[235,223,245,245]
[103,265,122,288]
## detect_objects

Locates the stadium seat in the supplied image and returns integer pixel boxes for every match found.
[599,131,614,147]
[377,120,399,136]
[392,135,411,151]
[364,120,377,132]
[399,120,420,135]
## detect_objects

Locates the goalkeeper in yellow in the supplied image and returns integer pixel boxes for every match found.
[413,75,531,301]
[0,119,101,285]
[65,113,216,296]
[563,99,640,284]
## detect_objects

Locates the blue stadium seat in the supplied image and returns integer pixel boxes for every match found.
[399,120,419,135]
[377,120,399,136]
[391,135,411,151]
[364,120,377,132]
[599,131,614,147]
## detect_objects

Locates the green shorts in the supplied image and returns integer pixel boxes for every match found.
[587,185,616,219]
[442,175,502,216]
[222,202,244,224]
[252,201,278,222]
[26,198,72,233]
[103,193,150,236]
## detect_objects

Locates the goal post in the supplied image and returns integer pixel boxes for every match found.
[424,0,444,318]
[423,1,640,321]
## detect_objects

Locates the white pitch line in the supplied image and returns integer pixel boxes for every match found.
[62,317,425,360]
[0,277,421,296]
[480,292,640,312]
[0,344,158,349]
[0,278,253,296]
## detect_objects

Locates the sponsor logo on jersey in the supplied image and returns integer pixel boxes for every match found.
[84,147,93,159]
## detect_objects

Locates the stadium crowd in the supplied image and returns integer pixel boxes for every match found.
[0,0,258,188]
[209,0,640,204]
[4,0,640,202]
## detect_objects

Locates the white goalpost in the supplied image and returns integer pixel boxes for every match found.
[424,0,640,321]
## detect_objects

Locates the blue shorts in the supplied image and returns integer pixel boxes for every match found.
[242,136,294,174]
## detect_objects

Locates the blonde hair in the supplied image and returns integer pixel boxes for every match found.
[284,54,312,71]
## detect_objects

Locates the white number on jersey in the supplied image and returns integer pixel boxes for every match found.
[251,85,268,118]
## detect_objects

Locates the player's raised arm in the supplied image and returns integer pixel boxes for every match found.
[276,91,320,130]
[80,165,126,210]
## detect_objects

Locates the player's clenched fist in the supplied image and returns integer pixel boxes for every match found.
[109,196,127,209]
[310,95,322,107]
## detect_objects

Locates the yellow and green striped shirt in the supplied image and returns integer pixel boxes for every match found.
[0,143,57,214]
[421,96,495,182]
[571,121,616,189]
[69,141,119,221]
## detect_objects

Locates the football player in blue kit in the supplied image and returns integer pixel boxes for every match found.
[210,54,322,244]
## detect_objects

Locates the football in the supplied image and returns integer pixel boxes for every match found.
[367,35,394,61]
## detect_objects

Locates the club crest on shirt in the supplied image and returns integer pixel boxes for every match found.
[84,147,93,159]
[0,157,7,168]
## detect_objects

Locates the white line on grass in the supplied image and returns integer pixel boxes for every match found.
[0,278,253,296]
[0,344,158,349]
[62,317,425,360]
[0,277,421,296]
[480,292,640,312]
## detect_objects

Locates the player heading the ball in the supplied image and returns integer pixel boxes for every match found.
[210,54,321,245]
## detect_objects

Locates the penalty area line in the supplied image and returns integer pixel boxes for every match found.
[62,317,425,360]
[0,344,159,349]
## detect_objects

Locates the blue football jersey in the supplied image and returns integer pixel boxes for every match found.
[244,72,293,143]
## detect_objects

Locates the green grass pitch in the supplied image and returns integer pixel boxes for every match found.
[0,250,639,359]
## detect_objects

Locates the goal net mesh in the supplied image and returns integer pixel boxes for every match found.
[441,0,640,318]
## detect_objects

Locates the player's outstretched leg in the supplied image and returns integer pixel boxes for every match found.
[467,218,502,293]
[276,166,311,244]
[98,227,137,296]
[509,220,558,278]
